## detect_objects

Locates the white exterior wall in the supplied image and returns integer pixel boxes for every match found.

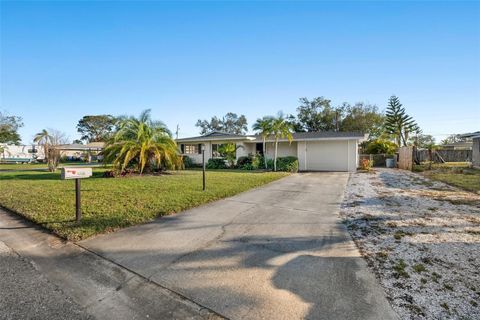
[472,137,480,168]
[179,138,360,171]
[180,141,256,165]
[236,141,255,159]
[180,142,210,164]
[264,142,297,159]
[297,141,307,171]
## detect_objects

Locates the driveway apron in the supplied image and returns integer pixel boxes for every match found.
[80,172,398,320]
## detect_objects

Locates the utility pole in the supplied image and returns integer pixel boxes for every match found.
[202,144,206,191]
[335,110,339,132]
[175,124,180,140]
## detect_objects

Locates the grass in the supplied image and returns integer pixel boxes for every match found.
[393,259,410,278]
[0,166,288,240]
[413,263,427,273]
[414,162,480,193]
[0,162,105,171]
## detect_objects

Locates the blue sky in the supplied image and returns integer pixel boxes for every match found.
[1,1,479,143]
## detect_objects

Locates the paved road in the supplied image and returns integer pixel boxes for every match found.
[81,173,398,320]
[0,241,91,320]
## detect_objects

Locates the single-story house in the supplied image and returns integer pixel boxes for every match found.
[460,132,480,168]
[440,141,473,150]
[176,131,367,172]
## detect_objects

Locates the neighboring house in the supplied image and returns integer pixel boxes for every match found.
[440,141,473,150]
[176,131,367,172]
[460,132,480,168]
[56,142,105,161]
[0,142,105,163]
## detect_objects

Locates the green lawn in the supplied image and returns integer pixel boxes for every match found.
[0,162,105,171]
[0,167,288,240]
[417,162,480,194]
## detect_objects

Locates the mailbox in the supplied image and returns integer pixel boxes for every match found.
[60,167,92,223]
[61,167,92,180]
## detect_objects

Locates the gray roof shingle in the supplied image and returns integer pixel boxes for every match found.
[177,131,365,142]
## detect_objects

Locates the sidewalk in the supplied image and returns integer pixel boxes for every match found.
[0,209,221,320]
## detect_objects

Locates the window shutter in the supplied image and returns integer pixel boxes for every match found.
[198,144,202,154]
[180,144,185,154]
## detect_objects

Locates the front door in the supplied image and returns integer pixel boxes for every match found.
[256,143,264,155]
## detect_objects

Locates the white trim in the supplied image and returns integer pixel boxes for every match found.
[304,142,307,171]
[177,135,367,144]
[347,139,351,172]
[176,136,254,143]
[247,136,367,143]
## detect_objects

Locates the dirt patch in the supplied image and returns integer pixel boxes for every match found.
[341,168,480,319]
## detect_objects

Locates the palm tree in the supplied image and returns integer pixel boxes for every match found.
[33,129,52,163]
[271,113,293,172]
[252,116,274,169]
[103,109,181,174]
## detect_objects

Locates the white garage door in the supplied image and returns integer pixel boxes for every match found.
[306,140,349,171]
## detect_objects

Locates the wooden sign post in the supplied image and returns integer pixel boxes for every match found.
[61,167,92,223]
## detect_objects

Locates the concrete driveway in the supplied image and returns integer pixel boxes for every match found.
[80,172,397,320]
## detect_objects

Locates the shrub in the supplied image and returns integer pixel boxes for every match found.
[206,158,227,169]
[271,156,299,172]
[182,156,195,168]
[238,154,264,170]
[360,159,373,171]
[364,139,398,155]
[237,156,252,167]
[266,158,275,170]
[103,170,116,178]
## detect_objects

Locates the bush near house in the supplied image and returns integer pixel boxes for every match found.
[360,159,374,171]
[206,158,227,169]
[237,154,263,170]
[182,156,198,168]
[276,156,299,172]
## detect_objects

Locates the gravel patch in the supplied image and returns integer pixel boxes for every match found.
[0,241,92,320]
[341,168,480,319]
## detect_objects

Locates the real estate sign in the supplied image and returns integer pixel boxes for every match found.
[61,167,92,180]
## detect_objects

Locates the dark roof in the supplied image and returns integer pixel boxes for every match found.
[176,131,249,142]
[56,144,104,150]
[459,131,480,139]
[177,131,366,143]
[252,131,365,142]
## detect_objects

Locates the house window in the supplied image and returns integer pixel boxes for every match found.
[212,144,221,158]
[183,144,199,154]
[212,143,236,158]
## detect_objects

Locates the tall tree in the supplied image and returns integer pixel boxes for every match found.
[412,134,436,148]
[34,129,67,172]
[384,96,419,147]
[440,134,467,145]
[252,116,274,169]
[295,97,340,132]
[340,102,385,139]
[33,129,52,163]
[103,109,180,174]
[77,115,117,143]
[270,113,293,172]
[0,111,23,144]
[196,112,248,135]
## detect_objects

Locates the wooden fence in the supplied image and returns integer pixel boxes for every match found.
[359,154,391,167]
[416,149,472,163]
[398,146,414,170]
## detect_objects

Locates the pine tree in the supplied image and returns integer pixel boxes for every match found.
[384,95,419,146]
